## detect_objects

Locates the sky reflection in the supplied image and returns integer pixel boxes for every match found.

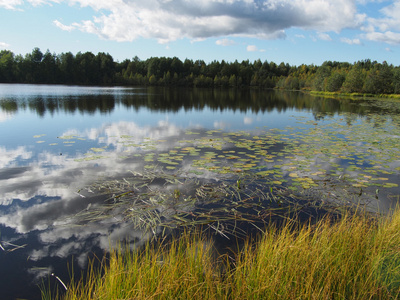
[0,84,400,299]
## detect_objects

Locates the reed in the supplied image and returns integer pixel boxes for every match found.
[47,208,400,300]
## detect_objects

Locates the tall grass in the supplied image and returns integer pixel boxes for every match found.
[48,209,400,300]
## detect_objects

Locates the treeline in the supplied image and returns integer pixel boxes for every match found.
[1,47,399,94]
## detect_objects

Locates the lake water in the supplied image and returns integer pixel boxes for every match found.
[1,84,400,299]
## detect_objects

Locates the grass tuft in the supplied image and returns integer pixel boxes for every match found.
[47,208,400,300]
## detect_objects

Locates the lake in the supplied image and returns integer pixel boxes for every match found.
[1,84,400,299]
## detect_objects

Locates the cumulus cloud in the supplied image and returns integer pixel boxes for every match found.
[246,44,266,52]
[362,30,400,45]
[5,0,400,46]
[49,0,362,44]
[0,0,23,9]
[0,0,59,9]
[0,41,10,49]
[360,0,400,44]
[341,37,362,45]
[317,32,332,41]
[216,38,236,46]
[247,45,258,52]
[53,19,75,31]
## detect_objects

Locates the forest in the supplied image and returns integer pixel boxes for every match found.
[1,47,400,95]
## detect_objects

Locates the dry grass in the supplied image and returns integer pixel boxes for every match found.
[44,208,400,300]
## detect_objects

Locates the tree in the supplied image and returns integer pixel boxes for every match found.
[31,47,44,64]
[0,50,15,82]
[41,50,58,83]
[325,72,345,92]
[312,62,331,91]
[363,62,393,94]
[393,68,400,94]
[25,47,44,83]
[342,65,364,93]
[229,74,237,87]
[97,52,115,84]
[149,74,157,85]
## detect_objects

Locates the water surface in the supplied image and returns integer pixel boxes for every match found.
[0,84,399,299]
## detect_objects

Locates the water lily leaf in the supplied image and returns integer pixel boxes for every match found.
[383,183,398,188]
[75,155,107,162]
[58,135,76,140]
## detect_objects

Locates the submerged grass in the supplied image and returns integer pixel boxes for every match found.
[48,207,400,300]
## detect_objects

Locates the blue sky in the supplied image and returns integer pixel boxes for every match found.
[1,0,400,66]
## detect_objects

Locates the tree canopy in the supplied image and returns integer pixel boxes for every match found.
[0,48,399,95]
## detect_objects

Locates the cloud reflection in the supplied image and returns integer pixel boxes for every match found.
[0,115,399,279]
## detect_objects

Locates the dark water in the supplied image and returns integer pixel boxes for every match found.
[0,84,399,299]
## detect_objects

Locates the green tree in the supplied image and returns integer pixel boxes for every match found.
[393,68,400,94]
[41,50,58,83]
[325,71,345,92]
[312,62,331,91]
[363,62,393,94]
[229,74,237,87]
[59,52,76,84]
[0,50,15,82]
[149,74,157,85]
[342,65,364,93]
[97,52,115,84]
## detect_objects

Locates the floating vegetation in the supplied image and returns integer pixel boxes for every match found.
[90,147,106,152]
[57,135,77,140]
[74,155,108,162]
[69,108,400,241]
[73,167,347,242]
[0,240,27,253]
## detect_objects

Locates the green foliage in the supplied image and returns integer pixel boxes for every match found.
[325,71,345,92]
[0,48,399,95]
[312,62,331,91]
[342,65,365,93]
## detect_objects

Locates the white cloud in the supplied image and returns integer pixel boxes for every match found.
[53,19,74,31]
[317,32,332,41]
[246,44,265,52]
[0,0,59,9]
[362,31,400,44]
[51,0,362,44]
[216,38,236,46]
[0,0,23,10]
[28,0,60,6]
[7,0,400,46]
[341,37,362,45]
[360,0,400,44]
[0,41,10,49]
[247,45,258,52]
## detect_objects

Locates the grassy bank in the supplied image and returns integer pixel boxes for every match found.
[44,208,400,300]
[308,90,400,100]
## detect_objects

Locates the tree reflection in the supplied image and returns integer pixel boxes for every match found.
[1,86,390,118]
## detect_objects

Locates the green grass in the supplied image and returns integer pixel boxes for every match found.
[308,90,400,100]
[44,208,400,300]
